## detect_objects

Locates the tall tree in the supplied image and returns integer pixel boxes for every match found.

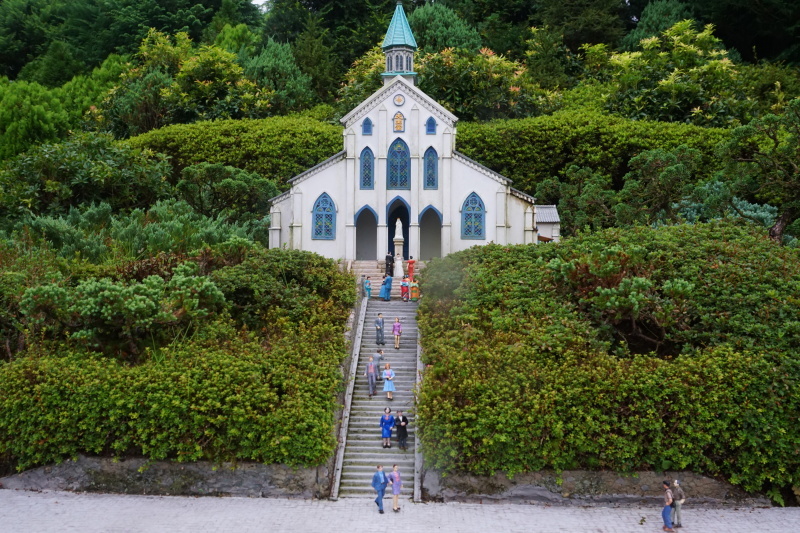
[408,3,481,53]
[538,0,627,50]
[620,0,693,51]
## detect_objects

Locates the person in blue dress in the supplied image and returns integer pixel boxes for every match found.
[382,363,395,401]
[371,464,389,514]
[380,406,395,448]
[379,274,393,301]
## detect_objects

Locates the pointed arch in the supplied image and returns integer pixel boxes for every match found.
[354,204,379,225]
[362,117,373,136]
[461,192,485,240]
[425,117,436,135]
[418,204,442,224]
[312,193,336,240]
[423,146,438,189]
[387,138,410,189]
[385,195,411,221]
[360,147,374,189]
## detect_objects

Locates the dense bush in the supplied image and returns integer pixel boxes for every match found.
[456,110,729,196]
[416,221,800,503]
[0,246,355,470]
[0,320,347,470]
[126,116,342,189]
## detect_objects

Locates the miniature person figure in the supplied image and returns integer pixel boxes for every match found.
[363,276,372,299]
[379,274,393,301]
[371,464,389,514]
[410,277,420,301]
[375,349,385,380]
[380,407,395,448]
[400,276,410,302]
[385,251,393,276]
[383,363,396,400]
[395,410,409,451]
[364,355,379,397]
[662,480,675,532]
[388,464,403,512]
[671,480,686,528]
[407,256,415,279]
[392,317,402,349]
[375,313,385,346]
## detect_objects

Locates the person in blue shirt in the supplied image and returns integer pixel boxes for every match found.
[371,464,389,514]
[363,276,372,299]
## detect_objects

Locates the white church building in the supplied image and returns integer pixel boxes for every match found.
[269,2,560,261]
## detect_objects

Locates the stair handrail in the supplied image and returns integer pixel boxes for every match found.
[329,295,368,500]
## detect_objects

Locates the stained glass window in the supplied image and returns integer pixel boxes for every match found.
[360,147,374,189]
[393,112,405,132]
[462,193,485,239]
[426,117,436,135]
[424,147,438,189]
[362,117,373,135]
[312,193,336,240]
[387,138,410,189]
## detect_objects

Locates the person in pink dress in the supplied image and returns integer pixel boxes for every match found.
[388,464,403,512]
[392,317,402,349]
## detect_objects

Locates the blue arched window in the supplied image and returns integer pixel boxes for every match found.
[387,138,410,189]
[425,117,436,135]
[362,117,373,136]
[424,147,438,189]
[360,147,374,190]
[312,193,336,240]
[461,193,485,239]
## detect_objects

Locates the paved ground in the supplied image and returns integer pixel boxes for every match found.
[1,490,797,532]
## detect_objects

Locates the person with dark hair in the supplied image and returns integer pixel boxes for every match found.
[662,480,675,532]
[375,313,385,345]
[395,410,409,450]
[379,274,393,301]
[383,363,396,401]
[380,407,395,448]
[371,464,389,514]
[364,355,379,397]
[363,276,372,299]
[388,464,403,512]
[385,251,393,276]
[407,256,415,279]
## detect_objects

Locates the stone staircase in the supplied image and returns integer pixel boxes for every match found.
[337,298,419,498]
[351,260,423,301]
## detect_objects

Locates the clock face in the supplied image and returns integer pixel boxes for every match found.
[393,94,405,106]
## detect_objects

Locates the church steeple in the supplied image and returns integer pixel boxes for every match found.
[381,1,417,86]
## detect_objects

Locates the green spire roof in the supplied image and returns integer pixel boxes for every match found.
[382,1,417,50]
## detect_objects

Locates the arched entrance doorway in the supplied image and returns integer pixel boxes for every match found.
[419,206,442,260]
[355,206,377,260]
[387,197,410,259]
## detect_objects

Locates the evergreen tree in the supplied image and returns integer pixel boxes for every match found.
[291,14,341,103]
[244,39,314,114]
[620,0,694,51]
[408,3,482,53]
[538,0,627,50]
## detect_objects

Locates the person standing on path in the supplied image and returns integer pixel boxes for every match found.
[385,251,393,276]
[364,355,379,397]
[392,317,402,350]
[363,276,372,299]
[407,256,415,279]
[388,464,403,512]
[662,480,675,532]
[395,410,409,450]
[371,465,389,514]
[383,363,396,401]
[380,407,395,448]
[671,480,686,528]
[375,313,385,346]
[379,274,393,301]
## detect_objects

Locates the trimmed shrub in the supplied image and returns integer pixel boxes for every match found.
[416,221,800,503]
[126,116,342,189]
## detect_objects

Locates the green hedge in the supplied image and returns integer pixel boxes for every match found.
[0,321,346,470]
[416,221,800,503]
[126,116,342,190]
[456,110,730,194]
[126,111,729,198]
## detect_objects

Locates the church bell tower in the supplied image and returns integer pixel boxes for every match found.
[381,1,417,86]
